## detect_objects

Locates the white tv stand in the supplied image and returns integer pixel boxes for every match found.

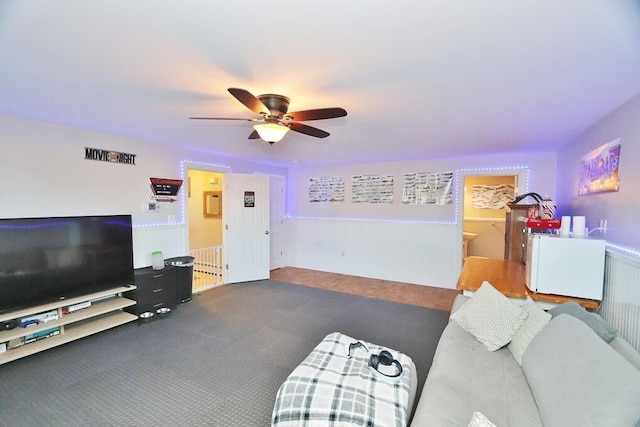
[0,285,137,365]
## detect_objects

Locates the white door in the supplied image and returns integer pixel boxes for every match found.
[270,176,286,269]
[223,173,270,283]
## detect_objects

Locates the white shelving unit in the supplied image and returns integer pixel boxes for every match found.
[0,285,137,365]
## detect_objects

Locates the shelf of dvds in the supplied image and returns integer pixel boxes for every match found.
[0,285,137,365]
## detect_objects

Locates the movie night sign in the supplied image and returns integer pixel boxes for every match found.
[85,147,137,165]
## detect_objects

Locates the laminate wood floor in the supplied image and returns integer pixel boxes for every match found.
[270,267,460,312]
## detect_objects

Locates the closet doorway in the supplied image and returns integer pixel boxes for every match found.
[188,169,225,292]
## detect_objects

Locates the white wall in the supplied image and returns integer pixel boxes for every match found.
[287,152,558,288]
[0,114,287,269]
[556,93,640,253]
[2,112,564,288]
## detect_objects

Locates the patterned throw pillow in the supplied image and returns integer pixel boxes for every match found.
[507,297,551,365]
[451,281,528,351]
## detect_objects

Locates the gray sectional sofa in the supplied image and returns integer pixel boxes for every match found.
[410,284,640,427]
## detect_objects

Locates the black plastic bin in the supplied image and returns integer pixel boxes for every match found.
[165,256,195,303]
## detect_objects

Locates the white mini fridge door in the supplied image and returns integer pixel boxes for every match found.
[525,234,605,300]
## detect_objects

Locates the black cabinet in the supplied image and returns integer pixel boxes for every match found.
[125,266,177,316]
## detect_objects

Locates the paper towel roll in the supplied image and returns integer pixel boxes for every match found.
[559,216,571,237]
[572,216,586,237]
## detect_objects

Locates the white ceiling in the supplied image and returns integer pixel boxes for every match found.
[1,1,640,168]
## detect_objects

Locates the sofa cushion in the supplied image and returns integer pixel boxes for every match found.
[451,293,471,315]
[451,281,528,351]
[507,298,551,365]
[410,320,543,427]
[549,301,617,342]
[610,336,640,371]
[522,314,640,427]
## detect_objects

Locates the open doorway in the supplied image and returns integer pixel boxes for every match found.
[188,169,225,292]
[462,175,517,260]
[183,165,281,293]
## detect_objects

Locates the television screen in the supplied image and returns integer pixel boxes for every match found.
[0,215,134,314]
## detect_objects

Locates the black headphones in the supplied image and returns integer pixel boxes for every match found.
[368,350,403,378]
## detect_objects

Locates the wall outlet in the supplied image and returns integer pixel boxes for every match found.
[600,219,607,234]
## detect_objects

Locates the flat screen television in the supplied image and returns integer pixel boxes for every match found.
[0,215,134,314]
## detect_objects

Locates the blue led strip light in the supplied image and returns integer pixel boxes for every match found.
[133,160,232,229]
[455,166,529,225]
[289,166,529,225]
[285,215,456,225]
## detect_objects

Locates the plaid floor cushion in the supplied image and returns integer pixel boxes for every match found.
[272,332,413,427]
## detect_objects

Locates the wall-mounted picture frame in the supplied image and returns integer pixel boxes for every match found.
[203,191,222,218]
[579,139,621,196]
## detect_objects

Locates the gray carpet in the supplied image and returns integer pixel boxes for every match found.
[0,280,450,427]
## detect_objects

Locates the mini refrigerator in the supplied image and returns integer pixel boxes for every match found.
[525,234,606,300]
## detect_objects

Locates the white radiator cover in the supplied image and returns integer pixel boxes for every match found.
[600,251,640,352]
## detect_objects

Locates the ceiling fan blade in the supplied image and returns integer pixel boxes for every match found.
[289,122,330,138]
[286,107,347,121]
[228,88,270,115]
[189,117,261,121]
[248,130,261,139]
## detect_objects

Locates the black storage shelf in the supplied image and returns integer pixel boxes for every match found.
[125,266,177,316]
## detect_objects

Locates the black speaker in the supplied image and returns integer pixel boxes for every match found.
[2,319,17,330]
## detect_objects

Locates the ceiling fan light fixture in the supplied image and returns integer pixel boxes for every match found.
[253,123,290,143]
[190,88,347,142]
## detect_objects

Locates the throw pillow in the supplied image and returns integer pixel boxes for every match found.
[549,302,617,342]
[451,281,528,351]
[507,297,551,365]
[468,412,497,427]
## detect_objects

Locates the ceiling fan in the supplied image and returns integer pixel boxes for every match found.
[189,88,347,144]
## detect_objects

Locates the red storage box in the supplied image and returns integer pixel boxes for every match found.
[526,218,562,229]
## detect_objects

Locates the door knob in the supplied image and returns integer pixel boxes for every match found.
[265,231,269,235]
